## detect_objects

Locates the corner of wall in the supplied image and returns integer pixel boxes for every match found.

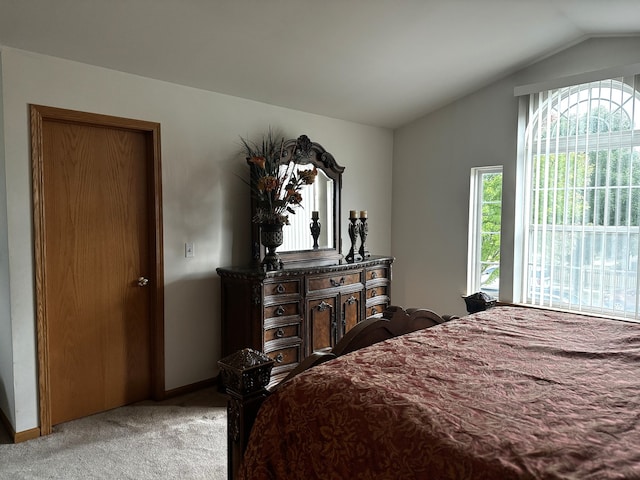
[0,48,17,432]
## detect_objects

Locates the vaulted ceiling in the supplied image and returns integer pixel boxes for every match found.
[1,0,639,128]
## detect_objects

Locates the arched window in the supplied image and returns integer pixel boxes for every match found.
[522,76,640,318]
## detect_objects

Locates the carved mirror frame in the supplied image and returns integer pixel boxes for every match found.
[251,135,344,267]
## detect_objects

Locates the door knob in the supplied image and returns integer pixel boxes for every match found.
[137,276,149,287]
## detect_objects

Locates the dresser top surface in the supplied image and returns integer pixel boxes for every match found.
[216,255,394,279]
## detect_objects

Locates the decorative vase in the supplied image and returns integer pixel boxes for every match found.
[260,223,284,270]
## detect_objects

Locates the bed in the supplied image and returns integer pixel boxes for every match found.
[219,305,640,479]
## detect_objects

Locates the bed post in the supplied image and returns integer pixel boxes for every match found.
[218,348,274,480]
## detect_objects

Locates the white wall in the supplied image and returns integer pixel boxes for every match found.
[392,36,640,318]
[0,47,393,433]
[0,49,16,430]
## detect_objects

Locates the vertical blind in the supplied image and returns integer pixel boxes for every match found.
[280,180,333,251]
[524,75,640,318]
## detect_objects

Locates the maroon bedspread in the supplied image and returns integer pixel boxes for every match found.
[240,306,640,479]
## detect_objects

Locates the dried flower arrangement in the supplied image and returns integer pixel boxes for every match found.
[240,130,317,225]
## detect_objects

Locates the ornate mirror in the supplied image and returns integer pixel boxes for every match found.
[250,135,344,267]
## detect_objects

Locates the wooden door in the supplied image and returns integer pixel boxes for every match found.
[31,105,164,434]
[306,296,337,354]
[341,290,364,336]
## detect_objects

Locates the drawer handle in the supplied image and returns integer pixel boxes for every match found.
[371,271,378,279]
[276,283,286,294]
[371,307,378,315]
[275,305,286,316]
[330,277,345,287]
[370,290,377,298]
[275,328,285,338]
[346,295,356,305]
[317,300,331,312]
[275,353,284,363]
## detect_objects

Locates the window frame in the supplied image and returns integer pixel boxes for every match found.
[468,165,503,297]
[517,76,640,320]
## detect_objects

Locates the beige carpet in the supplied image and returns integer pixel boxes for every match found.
[0,387,227,479]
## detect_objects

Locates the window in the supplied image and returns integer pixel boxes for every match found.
[468,166,503,297]
[521,76,640,319]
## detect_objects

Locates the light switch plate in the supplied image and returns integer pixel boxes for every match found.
[185,242,195,258]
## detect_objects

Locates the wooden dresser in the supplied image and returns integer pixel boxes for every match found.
[216,256,393,386]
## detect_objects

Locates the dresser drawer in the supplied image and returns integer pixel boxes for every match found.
[366,266,390,282]
[264,323,301,342]
[366,303,389,318]
[264,301,300,320]
[264,279,301,297]
[366,285,389,300]
[307,271,362,293]
[264,343,302,368]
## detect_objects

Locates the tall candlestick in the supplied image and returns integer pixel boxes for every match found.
[359,216,370,259]
[350,210,357,219]
[360,210,367,219]
[345,217,360,263]
[310,214,321,249]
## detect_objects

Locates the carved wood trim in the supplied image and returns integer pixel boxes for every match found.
[217,255,394,280]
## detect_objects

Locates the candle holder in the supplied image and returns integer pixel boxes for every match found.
[358,217,370,259]
[345,217,361,263]
[310,216,321,249]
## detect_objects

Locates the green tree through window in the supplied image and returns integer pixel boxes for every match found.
[468,166,502,297]
[481,173,502,285]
